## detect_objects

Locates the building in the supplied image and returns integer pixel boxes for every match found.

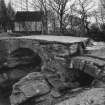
[14,11,43,34]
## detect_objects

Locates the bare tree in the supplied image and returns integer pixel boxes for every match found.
[91,10,100,27]
[98,0,105,23]
[0,0,7,31]
[7,2,15,20]
[0,0,15,31]
[73,0,95,36]
[100,0,105,9]
[7,1,15,31]
[32,0,48,34]
[66,2,80,32]
[48,0,70,33]
[32,0,78,35]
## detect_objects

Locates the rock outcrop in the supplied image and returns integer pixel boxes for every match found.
[10,72,51,105]
[70,55,105,82]
[10,71,80,105]
[56,88,105,105]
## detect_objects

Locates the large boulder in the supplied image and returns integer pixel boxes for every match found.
[0,66,41,89]
[70,55,105,82]
[10,72,50,105]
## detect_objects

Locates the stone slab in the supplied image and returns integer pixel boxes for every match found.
[0,35,88,44]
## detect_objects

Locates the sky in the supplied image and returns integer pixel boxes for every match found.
[5,0,9,5]
[5,0,34,11]
[4,0,100,23]
[5,0,99,11]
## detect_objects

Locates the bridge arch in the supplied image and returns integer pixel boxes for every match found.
[9,47,42,70]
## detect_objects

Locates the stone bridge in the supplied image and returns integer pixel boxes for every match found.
[0,35,88,83]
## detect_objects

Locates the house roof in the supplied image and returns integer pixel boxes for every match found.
[15,11,43,22]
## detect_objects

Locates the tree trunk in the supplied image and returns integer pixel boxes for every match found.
[42,12,48,34]
[59,14,63,34]
[80,22,86,37]
[85,22,89,35]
